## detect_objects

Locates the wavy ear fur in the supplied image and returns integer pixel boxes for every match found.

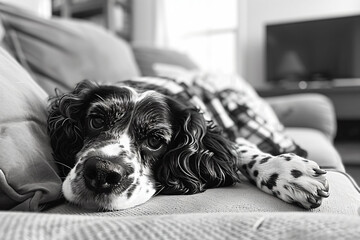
[47,80,98,177]
[155,99,240,195]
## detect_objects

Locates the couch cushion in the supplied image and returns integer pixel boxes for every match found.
[0,46,62,211]
[2,211,360,240]
[0,3,140,95]
[267,94,337,140]
[286,127,345,171]
[133,45,199,76]
[47,170,360,216]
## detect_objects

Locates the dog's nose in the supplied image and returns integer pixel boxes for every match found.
[83,157,124,193]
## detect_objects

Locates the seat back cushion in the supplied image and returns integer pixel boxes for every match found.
[0,3,140,95]
[0,46,61,211]
[133,45,199,77]
[286,128,345,171]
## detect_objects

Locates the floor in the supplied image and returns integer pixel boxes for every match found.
[335,141,360,185]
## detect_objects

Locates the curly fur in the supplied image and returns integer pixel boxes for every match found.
[47,81,97,176]
[155,103,239,194]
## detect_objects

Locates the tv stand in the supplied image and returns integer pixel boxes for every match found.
[273,78,360,90]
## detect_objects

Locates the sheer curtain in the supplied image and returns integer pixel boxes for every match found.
[0,0,51,18]
[152,0,239,74]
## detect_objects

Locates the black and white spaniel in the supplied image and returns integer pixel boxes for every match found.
[48,79,329,211]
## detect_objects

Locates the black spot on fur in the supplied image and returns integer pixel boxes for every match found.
[253,170,259,177]
[261,173,279,190]
[241,165,250,176]
[248,160,256,169]
[252,154,259,160]
[293,201,305,208]
[260,156,271,164]
[240,150,248,153]
[249,179,256,186]
[126,179,139,199]
[291,169,303,178]
[278,154,292,161]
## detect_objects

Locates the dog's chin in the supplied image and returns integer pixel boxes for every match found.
[62,171,157,211]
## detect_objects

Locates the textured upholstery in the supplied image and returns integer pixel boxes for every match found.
[46,170,360,216]
[1,211,360,240]
[266,94,337,141]
[0,47,61,211]
[0,3,140,95]
[286,128,344,171]
[132,45,199,76]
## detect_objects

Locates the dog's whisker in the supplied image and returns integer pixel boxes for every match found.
[154,185,165,196]
[54,161,72,170]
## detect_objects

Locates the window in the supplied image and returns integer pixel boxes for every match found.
[162,0,238,74]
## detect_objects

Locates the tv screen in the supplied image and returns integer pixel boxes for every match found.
[266,15,360,86]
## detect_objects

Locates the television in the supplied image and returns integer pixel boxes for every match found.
[266,15,360,87]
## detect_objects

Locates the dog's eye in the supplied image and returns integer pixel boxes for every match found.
[146,136,163,150]
[89,117,105,130]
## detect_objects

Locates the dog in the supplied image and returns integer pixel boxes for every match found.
[47,79,329,211]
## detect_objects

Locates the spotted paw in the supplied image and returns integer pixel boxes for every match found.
[254,154,329,209]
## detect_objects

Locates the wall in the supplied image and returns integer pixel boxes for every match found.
[245,0,360,87]
[0,0,51,18]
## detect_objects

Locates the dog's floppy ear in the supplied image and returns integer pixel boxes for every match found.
[47,80,98,176]
[155,99,240,195]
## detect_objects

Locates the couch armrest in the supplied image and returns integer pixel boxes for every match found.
[265,93,337,141]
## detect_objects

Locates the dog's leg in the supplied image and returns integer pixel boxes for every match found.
[234,139,329,209]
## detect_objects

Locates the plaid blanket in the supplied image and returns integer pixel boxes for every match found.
[122,75,307,157]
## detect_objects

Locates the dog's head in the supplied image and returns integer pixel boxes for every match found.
[48,80,238,210]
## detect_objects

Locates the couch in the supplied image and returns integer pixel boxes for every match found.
[0,3,360,239]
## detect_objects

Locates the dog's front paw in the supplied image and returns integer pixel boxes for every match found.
[271,154,329,209]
